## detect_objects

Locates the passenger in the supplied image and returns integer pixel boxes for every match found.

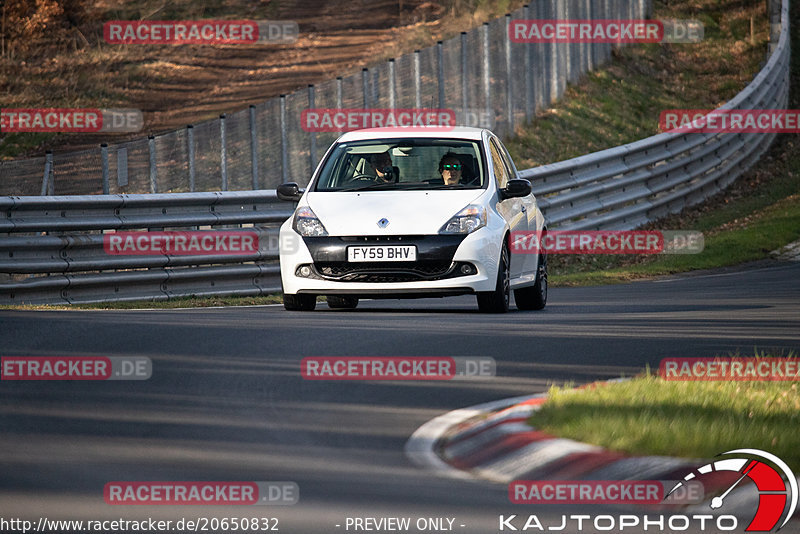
[438,153,463,186]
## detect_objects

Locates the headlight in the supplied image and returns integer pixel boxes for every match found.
[439,204,487,234]
[293,206,328,237]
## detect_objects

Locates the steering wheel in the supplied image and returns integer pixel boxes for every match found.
[351,173,377,181]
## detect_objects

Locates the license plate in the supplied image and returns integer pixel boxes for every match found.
[347,245,417,262]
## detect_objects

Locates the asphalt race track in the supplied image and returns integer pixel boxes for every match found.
[1,261,799,533]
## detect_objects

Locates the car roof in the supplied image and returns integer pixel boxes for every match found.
[336,126,486,142]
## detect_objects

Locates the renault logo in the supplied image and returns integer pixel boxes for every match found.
[377,218,390,228]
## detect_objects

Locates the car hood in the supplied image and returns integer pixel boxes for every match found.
[306,190,486,235]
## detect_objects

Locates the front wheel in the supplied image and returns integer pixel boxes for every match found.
[283,293,316,311]
[514,251,547,310]
[477,243,510,313]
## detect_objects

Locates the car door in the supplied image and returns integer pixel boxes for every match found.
[487,136,527,279]
[496,138,539,277]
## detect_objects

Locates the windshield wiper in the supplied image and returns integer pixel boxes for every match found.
[342,182,404,192]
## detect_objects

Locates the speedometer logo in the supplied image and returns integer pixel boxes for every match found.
[666,449,797,531]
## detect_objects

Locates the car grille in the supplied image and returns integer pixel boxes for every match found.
[314,261,456,282]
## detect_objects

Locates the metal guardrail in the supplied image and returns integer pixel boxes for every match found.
[0,192,290,304]
[0,0,789,305]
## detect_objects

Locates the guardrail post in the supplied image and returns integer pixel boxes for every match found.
[308,85,317,172]
[482,23,491,124]
[437,41,445,109]
[40,151,53,196]
[280,94,288,183]
[187,125,196,192]
[336,77,343,109]
[101,143,109,194]
[362,68,369,108]
[220,114,228,191]
[249,105,259,190]
[505,14,514,133]
[461,32,468,119]
[523,4,533,121]
[389,59,396,109]
[414,50,421,108]
[148,135,157,194]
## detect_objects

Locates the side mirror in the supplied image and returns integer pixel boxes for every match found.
[277,182,304,201]
[500,178,531,200]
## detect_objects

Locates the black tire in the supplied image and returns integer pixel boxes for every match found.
[283,293,316,311]
[514,251,547,310]
[477,243,510,313]
[326,296,359,309]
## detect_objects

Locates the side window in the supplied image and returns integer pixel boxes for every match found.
[489,139,509,189]
[498,141,518,179]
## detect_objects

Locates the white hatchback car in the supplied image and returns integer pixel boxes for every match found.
[277,126,547,313]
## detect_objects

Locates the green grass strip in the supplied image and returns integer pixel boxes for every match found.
[530,362,800,471]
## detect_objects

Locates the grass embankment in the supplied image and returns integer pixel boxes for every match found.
[530,363,800,471]
[503,0,800,287]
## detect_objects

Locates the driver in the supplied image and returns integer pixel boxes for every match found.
[369,151,395,183]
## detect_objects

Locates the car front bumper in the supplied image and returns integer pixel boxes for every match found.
[279,221,501,297]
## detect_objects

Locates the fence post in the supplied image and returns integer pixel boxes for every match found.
[461,32,468,119]
[523,4,533,121]
[40,151,53,196]
[101,143,109,194]
[187,125,196,192]
[437,41,445,110]
[362,68,369,108]
[414,50,421,108]
[482,23,491,123]
[389,59,396,109]
[249,105,259,190]
[148,136,157,193]
[220,113,228,191]
[505,14,514,134]
[551,0,561,103]
[280,94,288,183]
[308,85,317,173]
[769,0,781,54]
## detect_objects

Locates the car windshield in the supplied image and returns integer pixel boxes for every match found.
[313,138,486,191]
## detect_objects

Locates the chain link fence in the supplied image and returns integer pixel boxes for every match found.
[0,0,650,196]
